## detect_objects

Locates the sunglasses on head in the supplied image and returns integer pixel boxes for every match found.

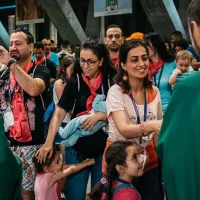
[13,27,29,33]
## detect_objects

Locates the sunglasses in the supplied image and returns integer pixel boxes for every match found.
[13,27,29,33]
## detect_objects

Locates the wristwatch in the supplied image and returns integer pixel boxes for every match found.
[7,58,16,68]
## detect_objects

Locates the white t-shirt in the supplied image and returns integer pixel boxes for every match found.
[106,84,162,147]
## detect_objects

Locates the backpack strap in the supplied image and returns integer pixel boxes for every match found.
[71,73,80,114]
[31,65,46,110]
[112,183,136,196]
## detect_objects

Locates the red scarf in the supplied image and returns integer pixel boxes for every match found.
[76,72,103,117]
[35,56,45,66]
[149,58,164,76]
[9,61,34,142]
[46,52,51,59]
[111,58,119,68]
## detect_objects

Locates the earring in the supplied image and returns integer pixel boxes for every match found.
[122,71,128,81]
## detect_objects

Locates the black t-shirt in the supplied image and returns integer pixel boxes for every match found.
[0,63,50,146]
[43,59,57,79]
[58,74,110,158]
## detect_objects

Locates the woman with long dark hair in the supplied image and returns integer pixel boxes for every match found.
[102,39,164,200]
[54,55,75,106]
[37,38,117,200]
[144,32,176,113]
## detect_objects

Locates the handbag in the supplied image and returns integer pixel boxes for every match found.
[44,100,55,125]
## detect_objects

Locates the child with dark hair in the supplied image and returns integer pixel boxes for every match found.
[33,149,95,200]
[89,141,144,200]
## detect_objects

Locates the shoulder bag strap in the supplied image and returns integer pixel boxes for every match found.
[112,183,135,196]
[30,65,46,110]
[71,73,80,114]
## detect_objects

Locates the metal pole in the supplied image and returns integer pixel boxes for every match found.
[100,16,105,42]
[8,15,15,35]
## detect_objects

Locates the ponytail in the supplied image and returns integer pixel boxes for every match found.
[106,167,114,200]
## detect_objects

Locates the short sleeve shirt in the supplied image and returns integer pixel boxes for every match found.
[153,61,176,113]
[45,59,57,79]
[57,74,110,157]
[0,63,50,145]
[58,74,110,118]
[113,188,141,200]
[49,52,60,67]
[106,84,162,147]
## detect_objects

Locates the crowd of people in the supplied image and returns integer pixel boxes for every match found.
[0,0,200,199]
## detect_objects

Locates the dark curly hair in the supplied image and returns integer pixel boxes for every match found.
[117,39,152,93]
[72,38,117,84]
[32,148,56,174]
[88,141,134,200]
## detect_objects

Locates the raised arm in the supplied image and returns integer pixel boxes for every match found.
[0,46,48,97]
[10,62,47,96]
[49,158,95,187]
[169,69,182,85]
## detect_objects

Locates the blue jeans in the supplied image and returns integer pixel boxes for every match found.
[65,147,102,200]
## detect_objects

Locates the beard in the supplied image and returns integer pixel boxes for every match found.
[107,44,120,52]
[189,25,200,56]
[10,50,20,61]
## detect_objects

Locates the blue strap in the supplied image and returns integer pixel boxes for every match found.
[129,88,147,124]
[153,64,164,89]
[112,183,135,195]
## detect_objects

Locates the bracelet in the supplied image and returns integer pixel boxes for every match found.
[140,123,147,136]
[7,58,16,69]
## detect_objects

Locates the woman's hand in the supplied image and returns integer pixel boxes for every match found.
[35,142,54,164]
[81,112,106,131]
[146,120,162,135]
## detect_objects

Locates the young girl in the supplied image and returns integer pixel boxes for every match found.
[89,141,144,200]
[33,149,95,200]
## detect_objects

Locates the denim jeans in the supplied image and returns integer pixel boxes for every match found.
[65,147,102,200]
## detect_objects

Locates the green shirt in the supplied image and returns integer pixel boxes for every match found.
[0,117,22,200]
[157,71,200,200]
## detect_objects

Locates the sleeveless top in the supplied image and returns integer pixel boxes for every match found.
[53,86,71,124]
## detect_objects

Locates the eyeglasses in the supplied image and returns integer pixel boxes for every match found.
[13,27,29,33]
[107,34,121,40]
[78,58,99,67]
